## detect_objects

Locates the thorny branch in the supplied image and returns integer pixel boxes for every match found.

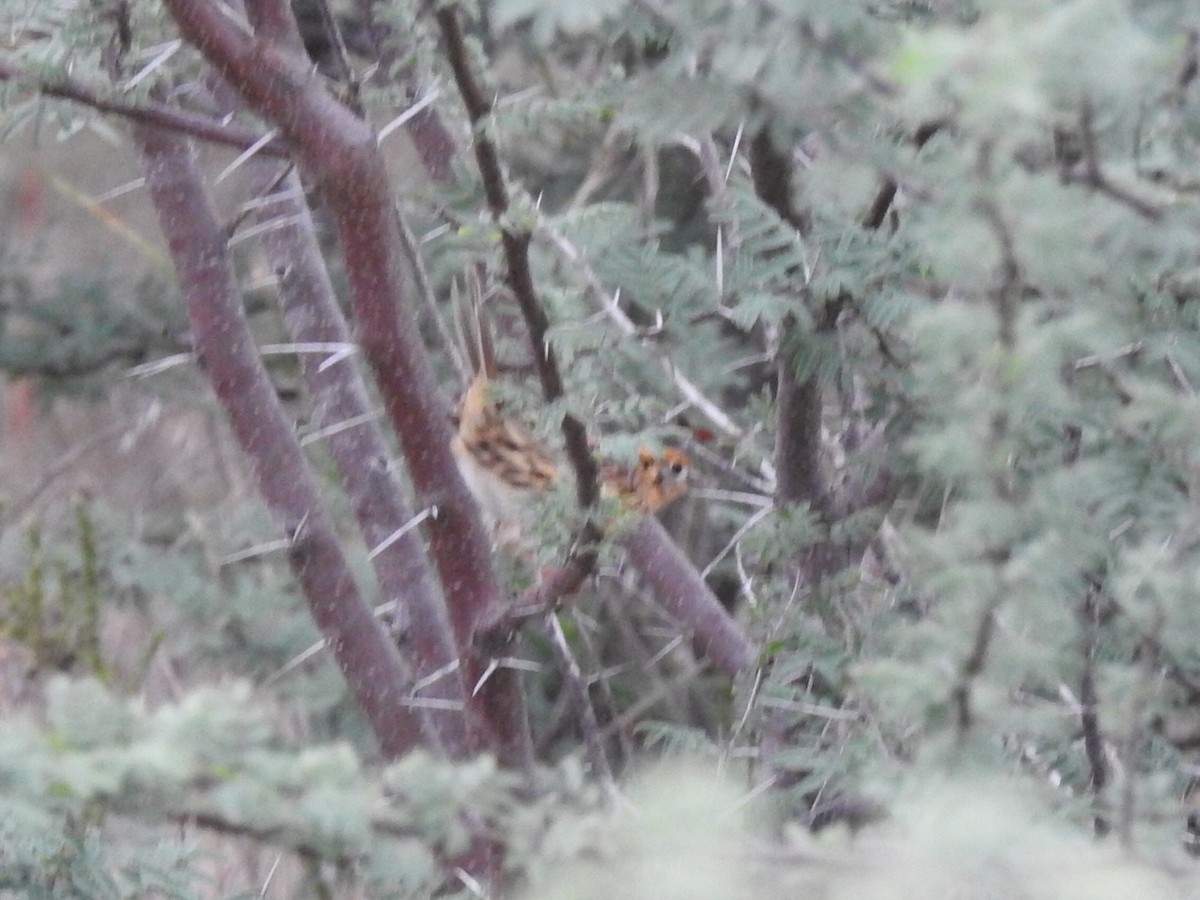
[0,59,288,156]
[162,0,529,768]
[251,163,473,754]
[133,116,423,758]
[241,0,464,738]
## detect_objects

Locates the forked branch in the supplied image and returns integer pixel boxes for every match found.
[133,118,422,758]
[162,0,530,767]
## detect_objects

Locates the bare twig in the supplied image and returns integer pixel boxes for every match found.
[1118,609,1164,849]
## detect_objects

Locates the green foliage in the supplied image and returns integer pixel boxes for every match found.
[0,267,246,396]
[0,798,195,900]
[520,764,1193,900]
[0,676,629,897]
[2,502,107,677]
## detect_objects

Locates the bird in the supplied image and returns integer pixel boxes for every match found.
[599,446,691,513]
[450,373,690,548]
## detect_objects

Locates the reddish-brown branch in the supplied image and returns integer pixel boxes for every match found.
[133,119,422,758]
[0,59,287,156]
[162,0,530,767]
[474,517,756,676]
[246,0,472,755]
[258,169,477,755]
[620,518,756,674]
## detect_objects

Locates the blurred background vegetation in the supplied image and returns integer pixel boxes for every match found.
[2,0,1200,896]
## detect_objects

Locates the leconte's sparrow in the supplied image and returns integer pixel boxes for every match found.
[451,374,690,548]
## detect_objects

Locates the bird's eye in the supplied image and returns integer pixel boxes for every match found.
[670,461,684,475]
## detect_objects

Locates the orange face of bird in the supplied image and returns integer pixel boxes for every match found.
[605,447,691,513]
[452,374,691,548]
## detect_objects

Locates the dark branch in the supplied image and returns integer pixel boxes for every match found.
[748,126,809,235]
[432,4,599,512]
[1078,588,1110,837]
[862,119,947,231]
[951,601,998,737]
[1065,100,1165,222]
[749,125,830,514]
